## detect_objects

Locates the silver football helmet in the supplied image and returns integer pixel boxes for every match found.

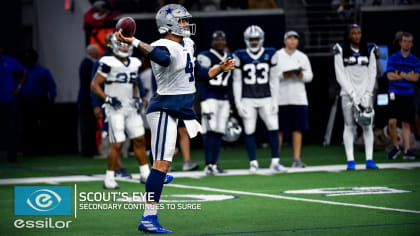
[244,25,264,53]
[222,116,242,143]
[110,34,133,58]
[155,4,196,37]
[354,106,375,126]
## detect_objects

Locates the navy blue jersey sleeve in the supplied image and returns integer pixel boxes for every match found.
[194,60,210,81]
[146,46,171,67]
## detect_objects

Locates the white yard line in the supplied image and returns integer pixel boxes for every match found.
[2,163,420,215]
[165,183,420,214]
[1,162,419,185]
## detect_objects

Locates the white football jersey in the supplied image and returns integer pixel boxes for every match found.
[150,38,196,95]
[97,56,142,106]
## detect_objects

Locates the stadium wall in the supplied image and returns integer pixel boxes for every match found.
[34,0,90,103]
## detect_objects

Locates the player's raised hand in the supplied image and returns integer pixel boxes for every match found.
[115,31,134,44]
[219,57,235,72]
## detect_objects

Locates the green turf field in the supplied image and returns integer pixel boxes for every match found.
[1,145,420,235]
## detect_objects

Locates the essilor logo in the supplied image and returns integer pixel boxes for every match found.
[26,189,62,212]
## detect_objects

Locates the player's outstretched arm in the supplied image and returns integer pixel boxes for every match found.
[115,32,153,55]
[115,32,171,67]
[208,57,235,78]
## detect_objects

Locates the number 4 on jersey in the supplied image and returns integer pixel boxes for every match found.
[185,54,195,82]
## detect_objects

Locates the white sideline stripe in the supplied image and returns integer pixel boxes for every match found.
[1,162,420,185]
[166,183,420,214]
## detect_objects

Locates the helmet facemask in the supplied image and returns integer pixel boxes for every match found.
[244,25,265,53]
[111,35,133,58]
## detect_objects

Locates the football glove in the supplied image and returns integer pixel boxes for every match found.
[361,93,372,108]
[349,91,361,106]
[134,98,142,114]
[105,96,122,110]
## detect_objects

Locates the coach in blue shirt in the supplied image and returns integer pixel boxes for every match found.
[0,47,26,162]
[20,48,56,156]
[21,49,56,100]
[386,32,420,160]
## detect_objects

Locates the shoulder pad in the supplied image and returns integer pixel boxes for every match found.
[199,50,211,57]
[130,57,142,67]
[367,43,379,58]
[332,43,342,55]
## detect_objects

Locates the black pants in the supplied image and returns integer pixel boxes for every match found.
[21,96,53,156]
[79,103,98,157]
[0,100,18,162]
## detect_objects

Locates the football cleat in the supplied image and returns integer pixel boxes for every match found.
[366,160,379,169]
[211,164,226,174]
[388,146,401,160]
[403,150,417,160]
[140,174,173,184]
[115,168,132,179]
[249,162,259,173]
[346,161,356,171]
[164,174,173,184]
[103,179,120,189]
[140,175,148,184]
[292,159,307,168]
[138,215,172,234]
[204,164,214,176]
[182,160,199,171]
[269,163,288,173]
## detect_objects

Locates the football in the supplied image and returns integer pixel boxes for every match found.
[115,17,136,37]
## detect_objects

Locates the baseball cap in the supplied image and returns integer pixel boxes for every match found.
[284,30,299,39]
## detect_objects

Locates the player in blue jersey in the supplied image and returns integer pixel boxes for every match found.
[197,30,232,175]
[386,31,420,160]
[233,25,287,173]
[116,4,235,234]
[333,24,379,170]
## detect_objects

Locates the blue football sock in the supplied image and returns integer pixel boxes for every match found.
[212,132,223,164]
[203,133,214,165]
[145,168,166,203]
[245,134,256,161]
[268,130,280,158]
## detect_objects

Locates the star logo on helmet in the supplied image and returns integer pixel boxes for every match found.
[165,8,172,15]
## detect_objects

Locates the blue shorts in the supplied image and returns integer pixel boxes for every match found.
[278,105,309,132]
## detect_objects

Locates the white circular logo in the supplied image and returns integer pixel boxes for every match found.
[26,189,62,212]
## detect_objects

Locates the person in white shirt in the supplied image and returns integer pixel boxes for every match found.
[272,31,313,168]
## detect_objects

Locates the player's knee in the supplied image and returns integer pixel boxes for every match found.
[152,160,171,173]
[132,136,145,148]
[362,125,372,132]
[111,143,123,151]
